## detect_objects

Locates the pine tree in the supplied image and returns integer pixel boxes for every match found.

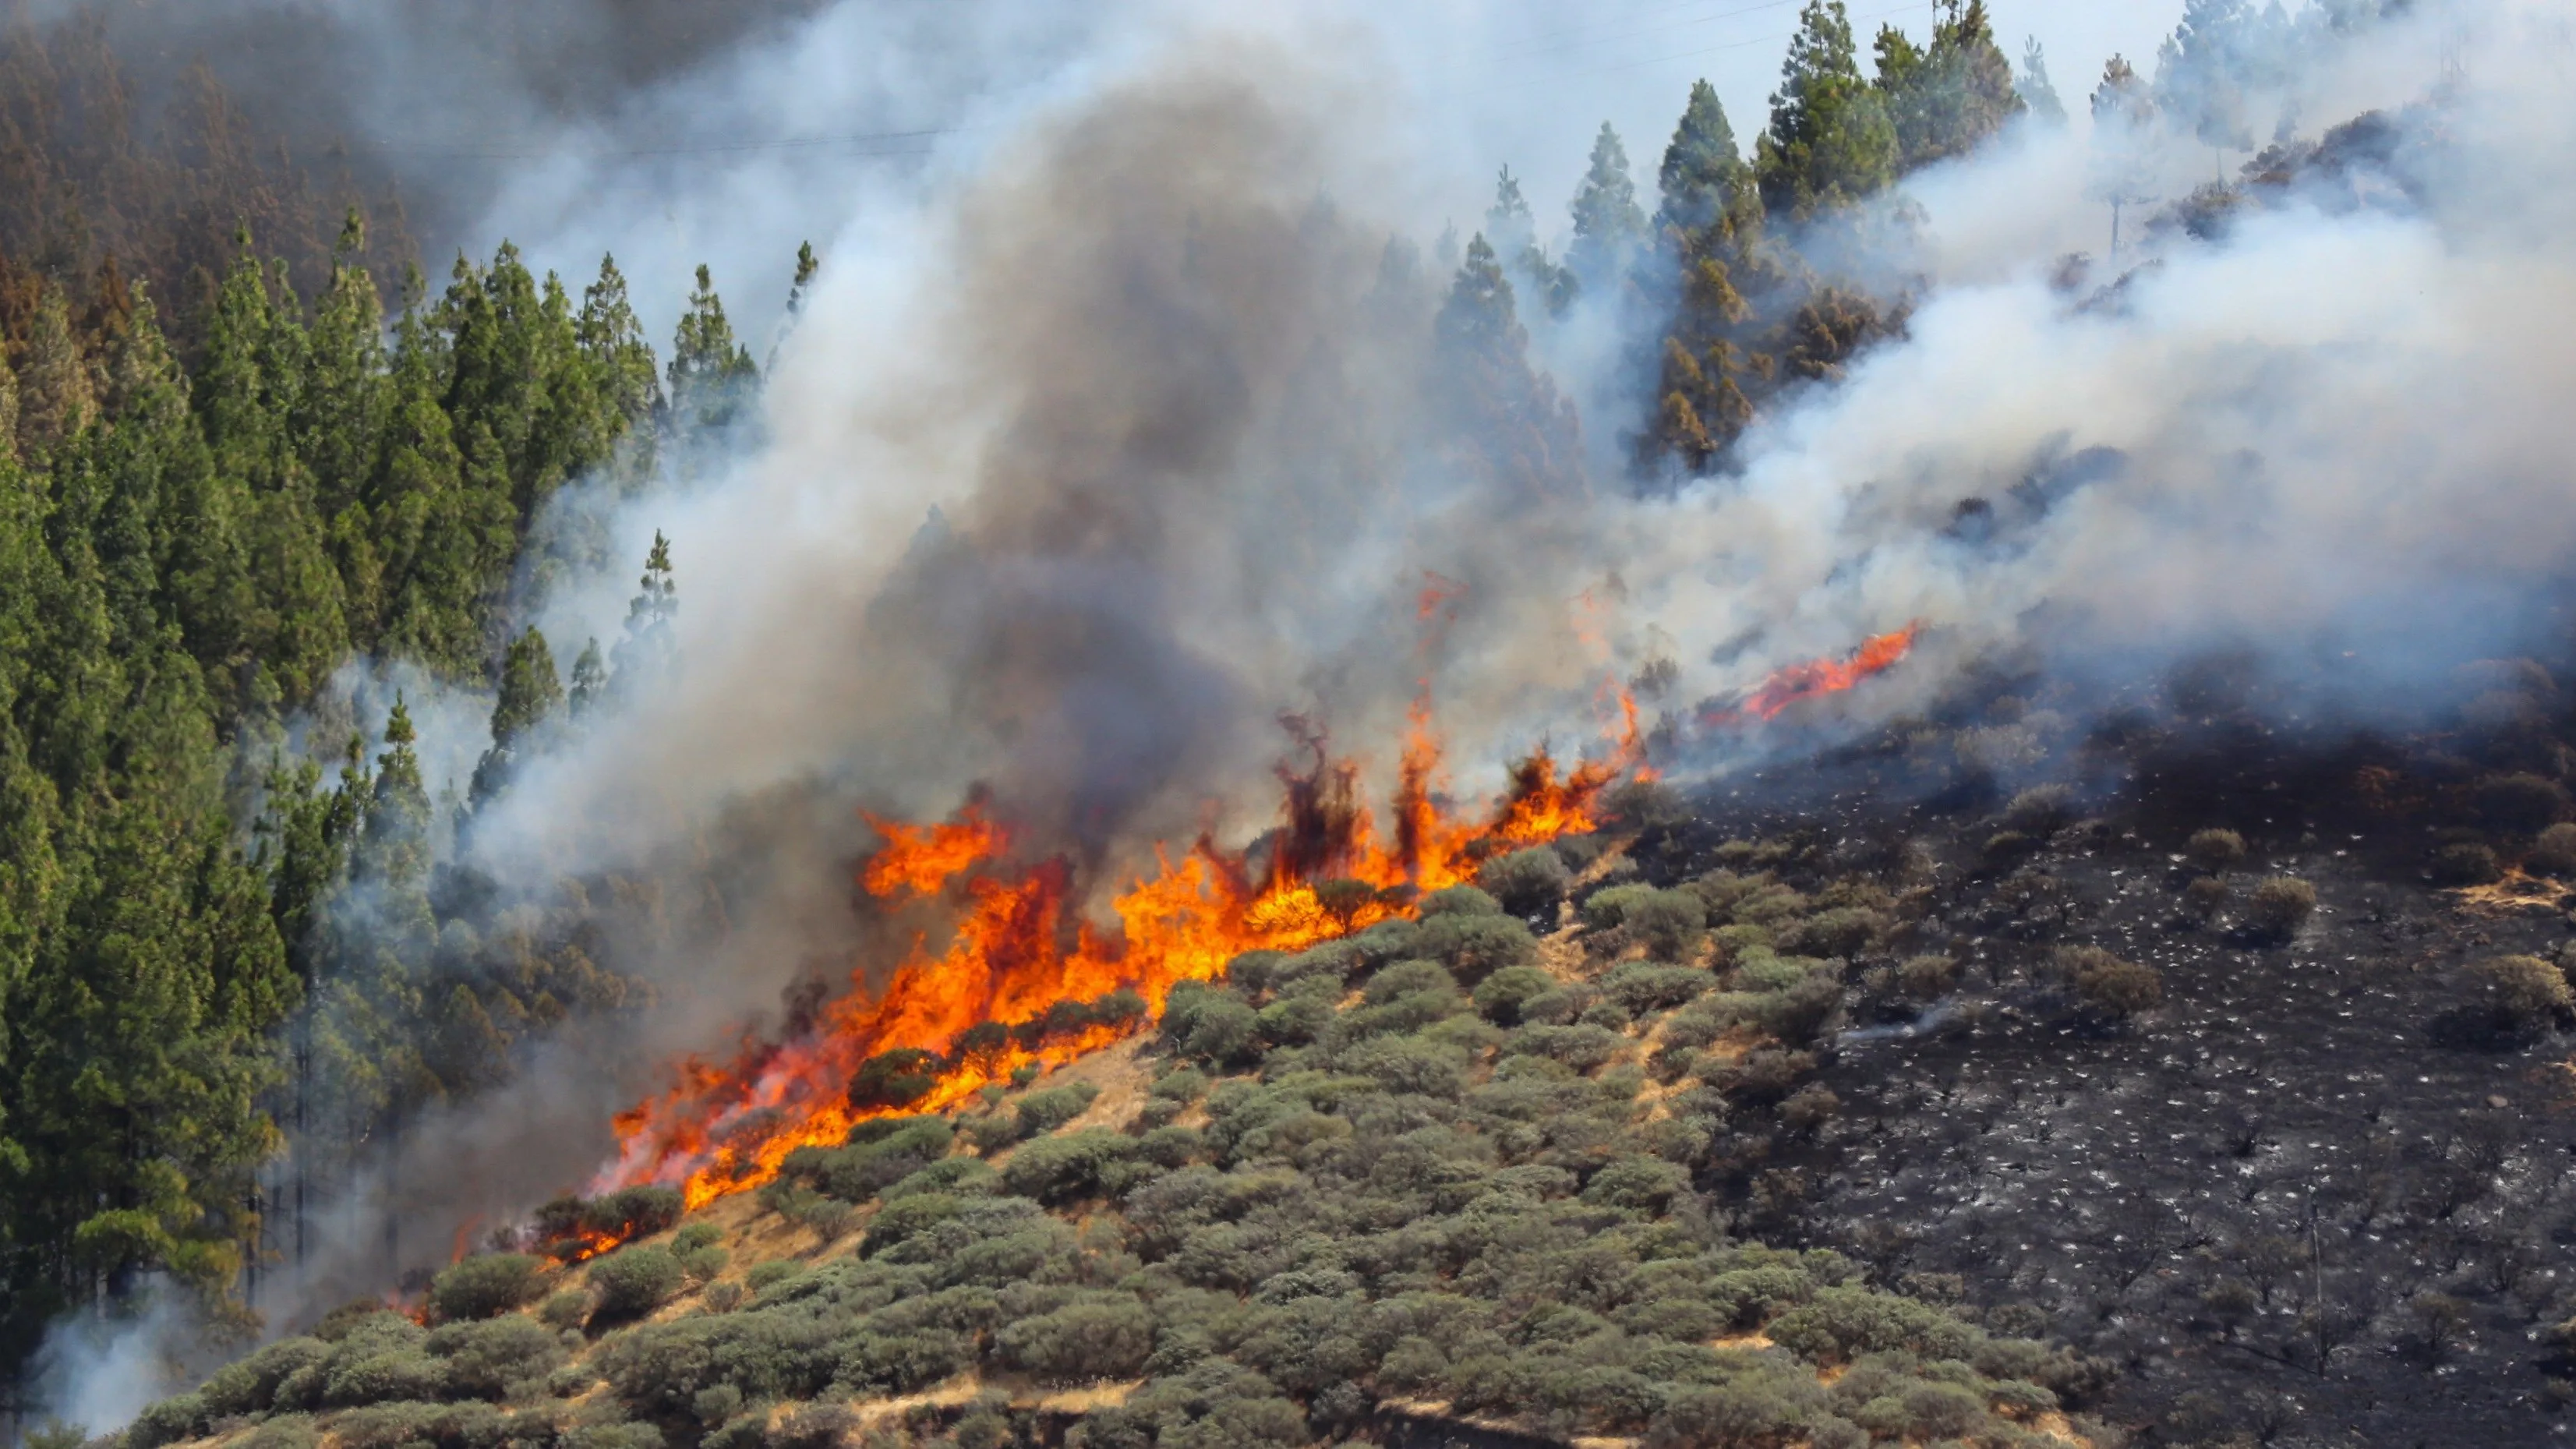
[16,281,96,462]
[568,637,607,721]
[2156,0,2259,160]
[578,254,664,440]
[1485,167,1576,320]
[468,626,563,806]
[609,532,678,697]
[1656,80,1753,236]
[1433,237,1585,504]
[1875,1,2023,173]
[1756,1,1901,216]
[666,264,760,436]
[2020,37,2069,127]
[1566,123,1648,291]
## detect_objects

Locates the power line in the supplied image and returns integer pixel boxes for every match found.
[323,125,958,163]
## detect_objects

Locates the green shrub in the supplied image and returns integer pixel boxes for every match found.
[562,1427,666,1449]
[426,1313,564,1399]
[1600,962,1716,1013]
[1603,778,1687,830]
[537,1290,588,1330]
[2186,827,2247,872]
[1767,1286,1977,1365]
[123,1394,206,1449]
[2477,772,2569,832]
[320,1349,443,1407]
[1001,1129,1137,1203]
[1781,1083,1840,1133]
[1474,965,1559,1024]
[1777,907,1881,959]
[2245,875,2317,939]
[1581,1154,1690,1211]
[1412,913,1539,985]
[1480,847,1572,917]
[885,1157,998,1199]
[588,1245,686,1323]
[1253,994,1331,1045]
[673,1221,723,1254]
[1645,1364,1830,1449]
[1504,1023,1626,1072]
[864,1193,966,1256]
[1418,885,1504,917]
[744,1259,800,1292]
[1365,956,1460,1005]
[994,1299,1156,1384]
[428,1251,544,1322]
[1016,1082,1102,1136]
[2431,843,2501,886]
[199,1336,330,1414]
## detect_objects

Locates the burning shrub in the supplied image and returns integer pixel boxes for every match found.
[848,1048,943,1111]
[1475,964,1560,1025]
[994,1297,1156,1384]
[588,1245,686,1324]
[429,1252,545,1322]
[583,1186,685,1244]
[2476,772,2570,833]
[1481,846,1573,918]
[2245,876,2318,940]
[1413,912,1539,985]
[2531,822,2576,877]
[2187,828,2248,873]
[780,1116,957,1203]
[2431,842,2502,885]
[2055,947,2163,1026]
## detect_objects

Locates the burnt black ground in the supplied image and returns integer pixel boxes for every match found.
[1652,721,2576,1447]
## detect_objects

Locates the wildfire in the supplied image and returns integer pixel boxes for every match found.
[1712,622,1924,723]
[590,710,1641,1215]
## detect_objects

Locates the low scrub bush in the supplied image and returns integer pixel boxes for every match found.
[589,1245,686,1324]
[428,1252,545,1322]
[1479,846,1572,918]
[2186,828,2247,872]
[2531,822,2576,877]
[2477,772,2569,833]
[2430,843,2502,887]
[2244,876,2317,940]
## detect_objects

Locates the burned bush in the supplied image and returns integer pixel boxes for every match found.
[2475,772,2569,834]
[2244,876,2317,941]
[2187,827,2248,873]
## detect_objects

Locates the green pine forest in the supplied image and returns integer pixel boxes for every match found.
[0,0,2354,1426]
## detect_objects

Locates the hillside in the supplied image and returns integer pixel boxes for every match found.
[114,863,2124,1449]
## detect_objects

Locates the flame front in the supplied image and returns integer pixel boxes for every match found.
[592,710,1641,1214]
[1713,623,1924,723]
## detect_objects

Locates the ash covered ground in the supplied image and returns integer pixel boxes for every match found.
[1626,663,2576,1447]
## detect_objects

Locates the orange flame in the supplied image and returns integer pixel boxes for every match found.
[589,712,1641,1218]
[1713,623,1923,723]
[861,805,1006,900]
